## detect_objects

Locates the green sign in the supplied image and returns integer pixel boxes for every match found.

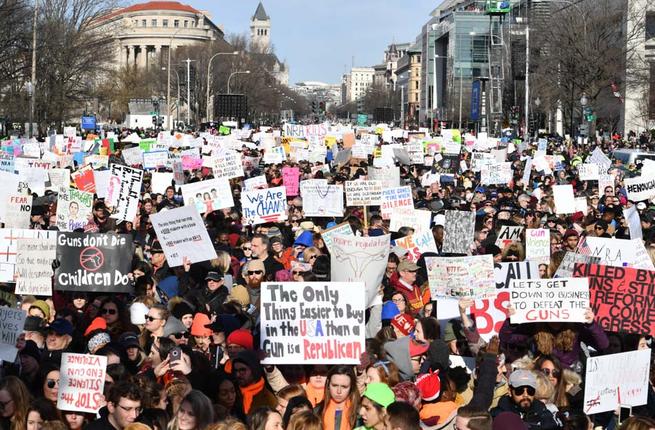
[219,125,231,135]
[357,114,368,126]
[486,0,511,14]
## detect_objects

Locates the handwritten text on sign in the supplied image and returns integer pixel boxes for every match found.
[58,353,107,413]
[0,307,26,362]
[241,186,287,225]
[510,277,589,324]
[260,282,365,365]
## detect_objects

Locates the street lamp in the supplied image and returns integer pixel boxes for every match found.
[166,28,184,130]
[534,96,541,136]
[580,94,589,107]
[227,70,250,95]
[162,67,181,128]
[205,51,239,122]
[26,82,33,137]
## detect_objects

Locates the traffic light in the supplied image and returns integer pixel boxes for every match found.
[319,101,325,113]
[152,115,157,125]
[311,100,318,114]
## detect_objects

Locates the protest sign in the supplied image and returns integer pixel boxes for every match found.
[0,229,56,282]
[525,229,550,264]
[15,237,56,295]
[57,188,93,232]
[330,234,389,308]
[58,353,107,413]
[48,168,70,191]
[587,147,612,172]
[4,195,31,229]
[283,123,328,140]
[574,263,655,335]
[263,146,286,164]
[389,208,432,235]
[509,277,589,324]
[394,230,438,262]
[181,154,203,171]
[243,175,267,191]
[260,282,365,365]
[212,151,244,180]
[368,166,400,188]
[584,236,654,269]
[554,252,600,278]
[121,147,143,166]
[578,163,600,181]
[625,173,655,202]
[281,167,300,197]
[406,141,425,164]
[442,210,475,254]
[107,165,143,223]
[426,255,495,299]
[0,307,26,362]
[522,156,533,184]
[345,181,383,206]
[495,225,524,249]
[180,178,234,214]
[553,184,576,214]
[71,165,95,193]
[241,186,287,225]
[584,350,650,414]
[624,205,643,239]
[471,152,495,172]
[0,172,21,222]
[150,205,217,268]
[481,162,512,185]
[300,180,344,217]
[142,150,169,169]
[380,186,413,220]
[320,222,353,254]
[151,172,174,195]
[54,233,134,293]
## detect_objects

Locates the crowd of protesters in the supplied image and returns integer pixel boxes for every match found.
[1,124,655,430]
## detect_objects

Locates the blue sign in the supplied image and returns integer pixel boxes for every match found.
[81,116,96,131]
[470,81,481,121]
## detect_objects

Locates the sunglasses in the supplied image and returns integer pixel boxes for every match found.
[292,271,304,275]
[512,386,536,396]
[101,308,117,315]
[247,270,263,275]
[0,399,13,409]
[46,379,59,389]
[242,247,252,251]
[145,315,162,322]
[595,226,604,230]
[540,368,561,378]
[173,332,190,339]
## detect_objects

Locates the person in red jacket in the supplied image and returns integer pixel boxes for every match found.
[389,260,430,316]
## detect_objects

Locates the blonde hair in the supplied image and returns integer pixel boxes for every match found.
[205,419,247,430]
[303,247,321,262]
[124,424,152,430]
[276,384,306,400]
[211,251,232,274]
[287,411,322,430]
[535,372,555,403]
[509,355,534,371]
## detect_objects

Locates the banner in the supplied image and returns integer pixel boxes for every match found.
[380,186,413,220]
[150,205,217,268]
[495,225,524,249]
[54,233,135,292]
[525,229,550,264]
[71,165,95,193]
[281,167,300,197]
[4,195,31,229]
[212,151,244,180]
[242,186,287,225]
[345,180,383,206]
[330,234,389,308]
[300,180,344,217]
[321,222,353,254]
[283,123,328,140]
[180,178,234,214]
[442,210,475,254]
[574,263,655,335]
[510,277,589,324]
[15,237,56,295]
[426,255,495,299]
[394,231,438,262]
[58,353,107,413]
[260,282,365,365]
[0,307,26,362]
[107,165,143,223]
[584,350,650,415]
[584,237,654,269]
[625,173,655,202]
[56,188,93,232]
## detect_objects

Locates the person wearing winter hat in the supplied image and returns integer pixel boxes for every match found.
[390,313,415,338]
[170,301,195,329]
[189,313,212,355]
[415,369,458,428]
[232,350,277,414]
[29,300,50,322]
[226,284,251,311]
[87,332,111,354]
[129,302,149,326]
[162,316,189,346]
[23,316,46,350]
[312,254,330,281]
[84,317,107,337]
[119,332,144,374]
[388,260,430,316]
[292,230,314,261]
[355,382,395,430]
[226,329,254,354]
[381,301,401,325]
[384,337,429,381]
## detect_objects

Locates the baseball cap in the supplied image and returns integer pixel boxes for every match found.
[397,260,419,272]
[509,369,537,389]
[48,318,74,336]
[205,271,224,281]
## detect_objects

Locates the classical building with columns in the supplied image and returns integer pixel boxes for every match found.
[96,1,227,70]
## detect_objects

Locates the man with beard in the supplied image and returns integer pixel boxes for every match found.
[242,260,265,320]
[491,369,560,429]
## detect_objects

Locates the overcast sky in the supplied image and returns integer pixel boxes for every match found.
[194,0,437,85]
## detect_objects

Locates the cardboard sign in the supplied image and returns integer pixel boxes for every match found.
[58,353,107,413]
[143,150,169,169]
[15,237,56,295]
[625,173,655,202]
[121,147,143,166]
[241,186,287,225]
[180,178,234,214]
[320,222,353,254]
[584,237,654,269]
[481,162,512,185]
[345,180,383,206]
[394,231,438,262]
[509,277,589,324]
[495,225,524,249]
[4,195,31,229]
[525,229,550,264]
[426,255,495,299]
[574,263,655,335]
[584,350,650,414]
[380,186,413,220]
[587,147,611,172]
[151,172,174,195]
[107,165,143,223]
[330,234,389,308]
[57,188,93,232]
[71,165,95,193]
[54,233,135,292]
[0,307,26,362]
[260,282,365,365]
[300,180,344,217]
[442,210,475,254]
[212,151,244,180]
[150,205,217,268]
[282,167,300,197]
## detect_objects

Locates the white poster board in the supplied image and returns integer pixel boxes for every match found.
[58,353,108,413]
[510,277,589,324]
[15,237,57,295]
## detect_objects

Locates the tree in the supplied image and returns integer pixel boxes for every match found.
[361,82,401,119]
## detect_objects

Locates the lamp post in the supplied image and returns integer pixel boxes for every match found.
[163,67,181,128]
[580,93,589,137]
[534,96,541,137]
[166,28,184,130]
[227,70,251,95]
[29,0,38,137]
[205,51,239,122]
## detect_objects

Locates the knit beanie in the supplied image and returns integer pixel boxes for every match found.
[171,302,194,320]
[84,317,107,337]
[363,382,396,408]
[227,329,254,350]
[190,313,212,337]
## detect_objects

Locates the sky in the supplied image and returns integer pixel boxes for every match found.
[194,0,438,85]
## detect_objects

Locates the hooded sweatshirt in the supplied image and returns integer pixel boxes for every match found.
[383,337,413,381]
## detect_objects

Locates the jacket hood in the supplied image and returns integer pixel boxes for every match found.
[383,336,413,381]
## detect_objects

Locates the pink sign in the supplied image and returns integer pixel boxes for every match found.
[282,167,300,197]
[181,155,203,171]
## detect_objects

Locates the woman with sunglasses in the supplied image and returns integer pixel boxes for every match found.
[0,376,31,430]
[37,365,60,407]
[535,355,570,410]
[98,298,138,341]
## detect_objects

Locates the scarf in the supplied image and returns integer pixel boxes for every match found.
[323,399,352,430]
[305,383,324,407]
[240,377,265,414]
